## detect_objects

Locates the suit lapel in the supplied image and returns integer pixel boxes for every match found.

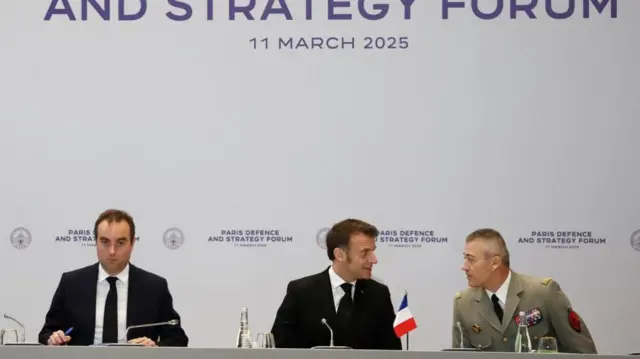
[474,289,502,332]
[354,280,365,305]
[82,263,99,341]
[501,272,524,333]
[126,264,140,333]
[352,281,367,326]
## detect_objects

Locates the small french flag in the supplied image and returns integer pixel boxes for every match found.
[393,292,417,338]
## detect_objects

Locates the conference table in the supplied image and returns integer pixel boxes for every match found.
[0,346,635,359]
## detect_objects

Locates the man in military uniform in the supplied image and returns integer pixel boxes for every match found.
[451,229,597,353]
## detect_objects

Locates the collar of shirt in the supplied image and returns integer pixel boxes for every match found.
[485,270,511,307]
[328,265,356,297]
[98,262,130,285]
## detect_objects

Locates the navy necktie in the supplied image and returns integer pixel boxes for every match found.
[102,277,118,343]
[491,294,503,323]
[335,283,354,347]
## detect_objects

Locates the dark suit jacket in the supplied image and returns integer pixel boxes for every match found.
[38,262,188,347]
[270,267,401,350]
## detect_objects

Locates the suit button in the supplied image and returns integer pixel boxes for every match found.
[503,337,508,343]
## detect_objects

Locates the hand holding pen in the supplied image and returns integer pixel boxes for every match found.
[47,327,73,345]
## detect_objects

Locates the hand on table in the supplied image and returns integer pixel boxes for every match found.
[128,337,157,347]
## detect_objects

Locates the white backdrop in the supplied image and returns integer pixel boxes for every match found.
[1,0,639,354]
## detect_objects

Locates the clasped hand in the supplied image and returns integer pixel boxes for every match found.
[128,336,156,346]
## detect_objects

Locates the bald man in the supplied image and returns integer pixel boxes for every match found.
[451,228,597,353]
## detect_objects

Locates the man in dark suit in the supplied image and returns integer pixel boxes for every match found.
[271,219,401,350]
[38,209,188,347]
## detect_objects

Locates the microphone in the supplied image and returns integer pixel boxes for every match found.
[311,318,351,350]
[321,318,334,346]
[124,319,179,341]
[441,321,480,352]
[456,321,463,348]
[4,313,26,343]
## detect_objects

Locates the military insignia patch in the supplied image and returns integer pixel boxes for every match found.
[568,309,582,333]
[541,278,552,285]
[472,324,481,333]
[514,308,543,326]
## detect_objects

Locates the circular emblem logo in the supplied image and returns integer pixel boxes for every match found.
[10,227,32,250]
[163,228,184,249]
[630,229,640,252]
[316,227,330,249]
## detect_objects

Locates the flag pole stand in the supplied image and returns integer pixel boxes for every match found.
[405,332,409,350]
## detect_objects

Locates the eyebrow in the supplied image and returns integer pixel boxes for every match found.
[99,237,128,241]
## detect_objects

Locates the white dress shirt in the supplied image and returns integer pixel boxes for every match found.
[328,266,356,312]
[485,270,512,309]
[94,263,129,344]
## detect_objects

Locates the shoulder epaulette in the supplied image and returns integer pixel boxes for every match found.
[541,277,553,285]
[455,292,461,299]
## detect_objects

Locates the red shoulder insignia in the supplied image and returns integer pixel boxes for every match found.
[568,309,581,333]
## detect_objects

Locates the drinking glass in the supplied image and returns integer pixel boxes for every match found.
[537,336,558,353]
[255,332,275,348]
[1,329,18,345]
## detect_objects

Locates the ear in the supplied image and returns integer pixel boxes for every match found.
[491,256,500,269]
[333,247,343,262]
[335,247,348,262]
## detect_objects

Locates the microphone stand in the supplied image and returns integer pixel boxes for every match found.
[3,314,25,343]
[311,318,351,350]
[99,319,179,346]
[441,322,480,352]
[2,313,41,345]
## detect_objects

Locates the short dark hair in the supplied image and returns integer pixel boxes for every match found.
[326,219,379,261]
[94,209,135,242]
[466,228,510,267]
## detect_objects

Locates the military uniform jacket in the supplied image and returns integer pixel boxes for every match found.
[451,271,597,353]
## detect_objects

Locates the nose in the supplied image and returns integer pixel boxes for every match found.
[461,262,469,272]
[108,245,116,255]
[370,253,378,264]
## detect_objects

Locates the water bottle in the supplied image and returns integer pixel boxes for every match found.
[236,308,252,348]
[514,311,532,353]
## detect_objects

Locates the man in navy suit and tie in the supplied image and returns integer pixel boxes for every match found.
[38,209,188,347]
[270,218,401,350]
